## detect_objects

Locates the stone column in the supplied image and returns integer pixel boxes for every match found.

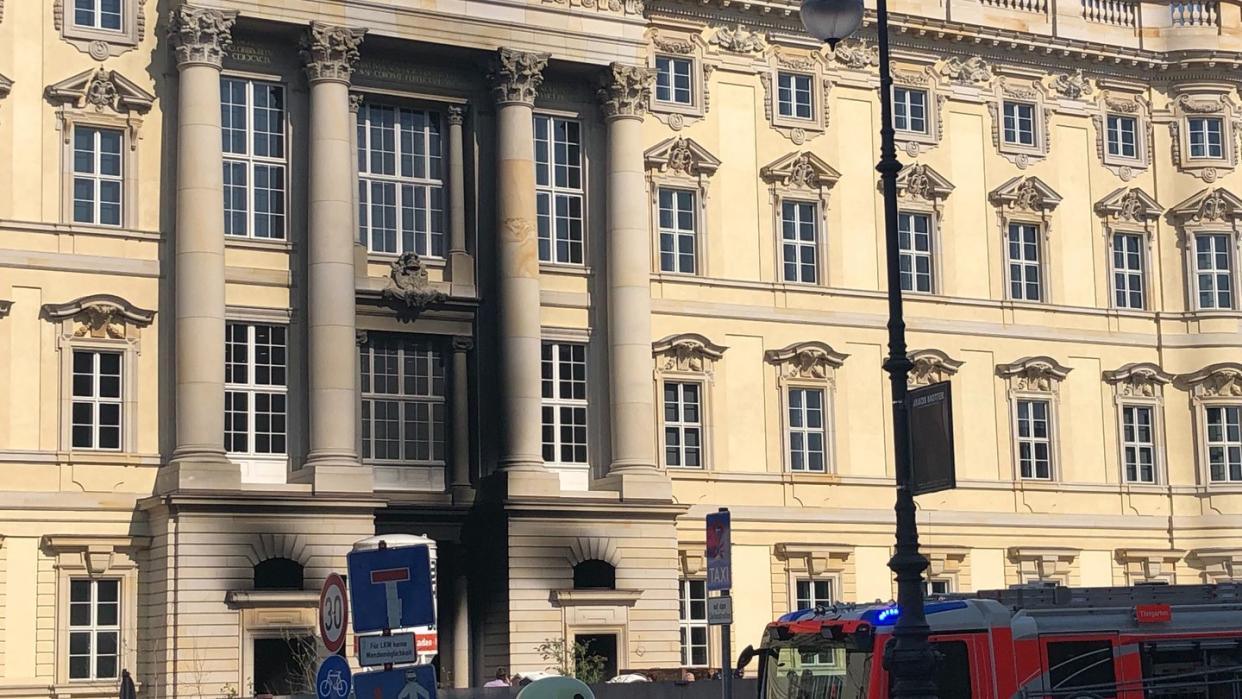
[450,336,473,499]
[447,106,476,296]
[598,64,671,500]
[451,565,471,688]
[295,22,372,493]
[488,49,559,496]
[160,5,240,492]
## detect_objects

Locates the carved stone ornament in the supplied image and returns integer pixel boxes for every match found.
[598,63,654,120]
[651,31,695,55]
[382,253,447,312]
[996,356,1072,393]
[1008,547,1078,583]
[896,163,954,202]
[45,68,154,114]
[644,136,721,179]
[709,24,766,54]
[168,4,236,68]
[1178,363,1242,399]
[1103,362,1173,398]
[1169,187,1242,224]
[1117,549,1183,583]
[832,38,878,70]
[541,0,645,16]
[774,48,817,71]
[42,294,155,339]
[1193,548,1242,584]
[760,151,841,190]
[1051,69,1092,100]
[1094,187,1162,224]
[0,299,12,318]
[0,73,10,101]
[652,333,728,374]
[909,350,964,387]
[765,341,848,381]
[939,56,993,86]
[301,22,366,84]
[1174,94,1226,115]
[989,176,1062,213]
[489,48,550,106]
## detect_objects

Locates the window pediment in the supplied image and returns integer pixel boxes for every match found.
[42,294,154,339]
[652,333,727,374]
[895,163,954,203]
[996,356,1071,392]
[1169,187,1242,225]
[1178,362,1242,399]
[1095,187,1162,226]
[1104,362,1173,398]
[989,176,1062,213]
[644,136,720,179]
[765,341,848,380]
[760,151,841,191]
[46,67,154,114]
[909,349,964,386]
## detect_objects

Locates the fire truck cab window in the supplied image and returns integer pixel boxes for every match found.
[1046,639,1117,697]
[889,641,971,697]
[1142,639,1242,696]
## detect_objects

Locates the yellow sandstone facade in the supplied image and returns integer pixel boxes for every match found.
[1,0,1242,695]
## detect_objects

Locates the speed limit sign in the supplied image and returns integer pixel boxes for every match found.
[319,573,349,654]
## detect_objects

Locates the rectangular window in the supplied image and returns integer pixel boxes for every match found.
[795,578,833,610]
[787,388,827,473]
[1002,101,1036,147]
[1007,222,1042,302]
[664,382,703,468]
[73,0,123,31]
[541,342,588,465]
[926,579,952,596]
[777,73,814,120]
[359,335,447,464]
[658,188,697,274]
[224,323,288,456]
[534,115,584,265]
[1206,405,1242,482]
[72,126,123,227]
[357,103,445,257]
[655,56,694,106]
[1107,114,1138,159]
[221,78,287,240]
[1195,233,1234,310]
[71,350,122,451]
[679,579,709,667]
[1016,398,1052,480]
[893,87,928,134]
[898,212,933,293]
[781,201,819,284]
[1112,232,1145,310]
[1188,117,1225,159]
[1121,404,1156,484]
[68,578,120,680]
[1047,641,1116,696]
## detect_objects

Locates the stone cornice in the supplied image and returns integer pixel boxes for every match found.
[489,48,550,106]
[42,294,155,326]
[301,22,366,85]
[168,4,237,69]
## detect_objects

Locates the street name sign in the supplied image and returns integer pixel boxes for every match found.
[319,573,349,654]
[359,632,419,667]
[705,509,732,592]
[908,381,956,496]
[353,665,437,699]
[315,655,352,699]
[347,544,436,633]
[707,596,733,626]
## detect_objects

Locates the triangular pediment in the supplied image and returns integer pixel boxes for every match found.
[1169,187,1242,223]
[896,163,954,201]
[46,68,154,114]
[989,176,1061,211]
[760,151,841,190]
[1095,187,1162,223]
[644,137,721,178]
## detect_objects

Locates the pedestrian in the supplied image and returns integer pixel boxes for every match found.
[484,667,511,687]
[120,670,136,699]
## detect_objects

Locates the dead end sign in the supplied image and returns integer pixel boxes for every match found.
[347,545,435,634]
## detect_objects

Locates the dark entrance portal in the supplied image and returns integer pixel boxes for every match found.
[577,633,619,681]
[253,635,314,696]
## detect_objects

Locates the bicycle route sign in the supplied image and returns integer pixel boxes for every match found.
[316,655,352,699]
[319,573,349,654]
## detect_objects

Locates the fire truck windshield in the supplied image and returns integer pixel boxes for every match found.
[760,633,872,699]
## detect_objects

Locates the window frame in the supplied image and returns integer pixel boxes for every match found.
[1105,113,1142,163]
[67,577,122,681]
[1001,100,1038,149]
[358,333,449,467]
[1119,402,1161,485]
[990,82,1051,167]
[1203,403,1242,484]
[662,380,705,469]
[762,61,829,140]
[784,385,831,474]
[656,187,699,276]
[893,86,929,136]
[1012,396,1057,481]
[679,578,710,668]
[897,209,936,294]
[70,348,125,452]
[71,125,125,228]
[647,34,711,128]
[1187,116,1226,161]
[224,322,289,459]
[221,76,289,242]
[60,114,139,231]
[1110,230,1147,311]
[60,0,143,57]
[540,339,590,470]
[776,71,815,123]
[654,55,695,108]
[1005,220,1045,303]
[793,576,836,611]
[1190,230,1237,311]
[778,197,822,286]
[533,113,587,267]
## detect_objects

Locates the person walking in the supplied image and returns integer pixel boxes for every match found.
[484,667,511,687]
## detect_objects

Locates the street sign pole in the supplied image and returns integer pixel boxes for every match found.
[720,588,732,699]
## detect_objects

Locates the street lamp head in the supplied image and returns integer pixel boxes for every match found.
[799,0,864,49]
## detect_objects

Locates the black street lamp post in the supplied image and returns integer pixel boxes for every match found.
[799,0,939,697]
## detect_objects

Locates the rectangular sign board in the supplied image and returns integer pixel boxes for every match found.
[353,665,437,699]
[358,633,418,667]
[347,545,436,634]
[907,381,956,496]
[707,596,733,626]
[705,510,732,592]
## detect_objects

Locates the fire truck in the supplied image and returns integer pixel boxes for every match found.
[739,583,1242,698]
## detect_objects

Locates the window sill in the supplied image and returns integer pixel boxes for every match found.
[225,236,292,252]
[540,263,592,277]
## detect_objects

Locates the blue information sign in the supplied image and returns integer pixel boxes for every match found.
[706,509,732,591]
[347,544,436,633]
[316,655,352,699]
[353,665,437,699]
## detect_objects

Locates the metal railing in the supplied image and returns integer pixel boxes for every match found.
[1081,0,1138,27]
[1171,0,1221,26]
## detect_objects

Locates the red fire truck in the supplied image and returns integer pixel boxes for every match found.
[740,583,1242,698]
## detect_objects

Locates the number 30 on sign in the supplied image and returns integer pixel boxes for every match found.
[320,573,349,654]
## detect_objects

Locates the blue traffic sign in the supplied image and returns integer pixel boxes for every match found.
[706,509,732,591]
[316,655,352,699]
[353,665,437,699]
[347,544,436,633]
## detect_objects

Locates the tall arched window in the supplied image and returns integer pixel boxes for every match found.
[254,557,304,590]
[573,559,616,590]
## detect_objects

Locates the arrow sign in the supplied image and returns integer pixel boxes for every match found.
[347,545,435,633]
[353,665,437,699]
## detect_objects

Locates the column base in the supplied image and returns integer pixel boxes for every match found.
[156,454,241,493]
[596,468,673,502]
[483,467,561,499]
[291,455,374,494]
[449,250,476,298]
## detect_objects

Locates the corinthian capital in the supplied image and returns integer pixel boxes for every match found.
[168,4,237,69]
[598,63,654,120]
[489,48,549,106]
[301,22,366,85]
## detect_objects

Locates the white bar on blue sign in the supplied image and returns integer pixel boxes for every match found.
[358,632,419,667]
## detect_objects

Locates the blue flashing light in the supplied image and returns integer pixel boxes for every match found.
[876,607,901,624]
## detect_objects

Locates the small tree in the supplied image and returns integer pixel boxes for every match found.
[536,637,607,685]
